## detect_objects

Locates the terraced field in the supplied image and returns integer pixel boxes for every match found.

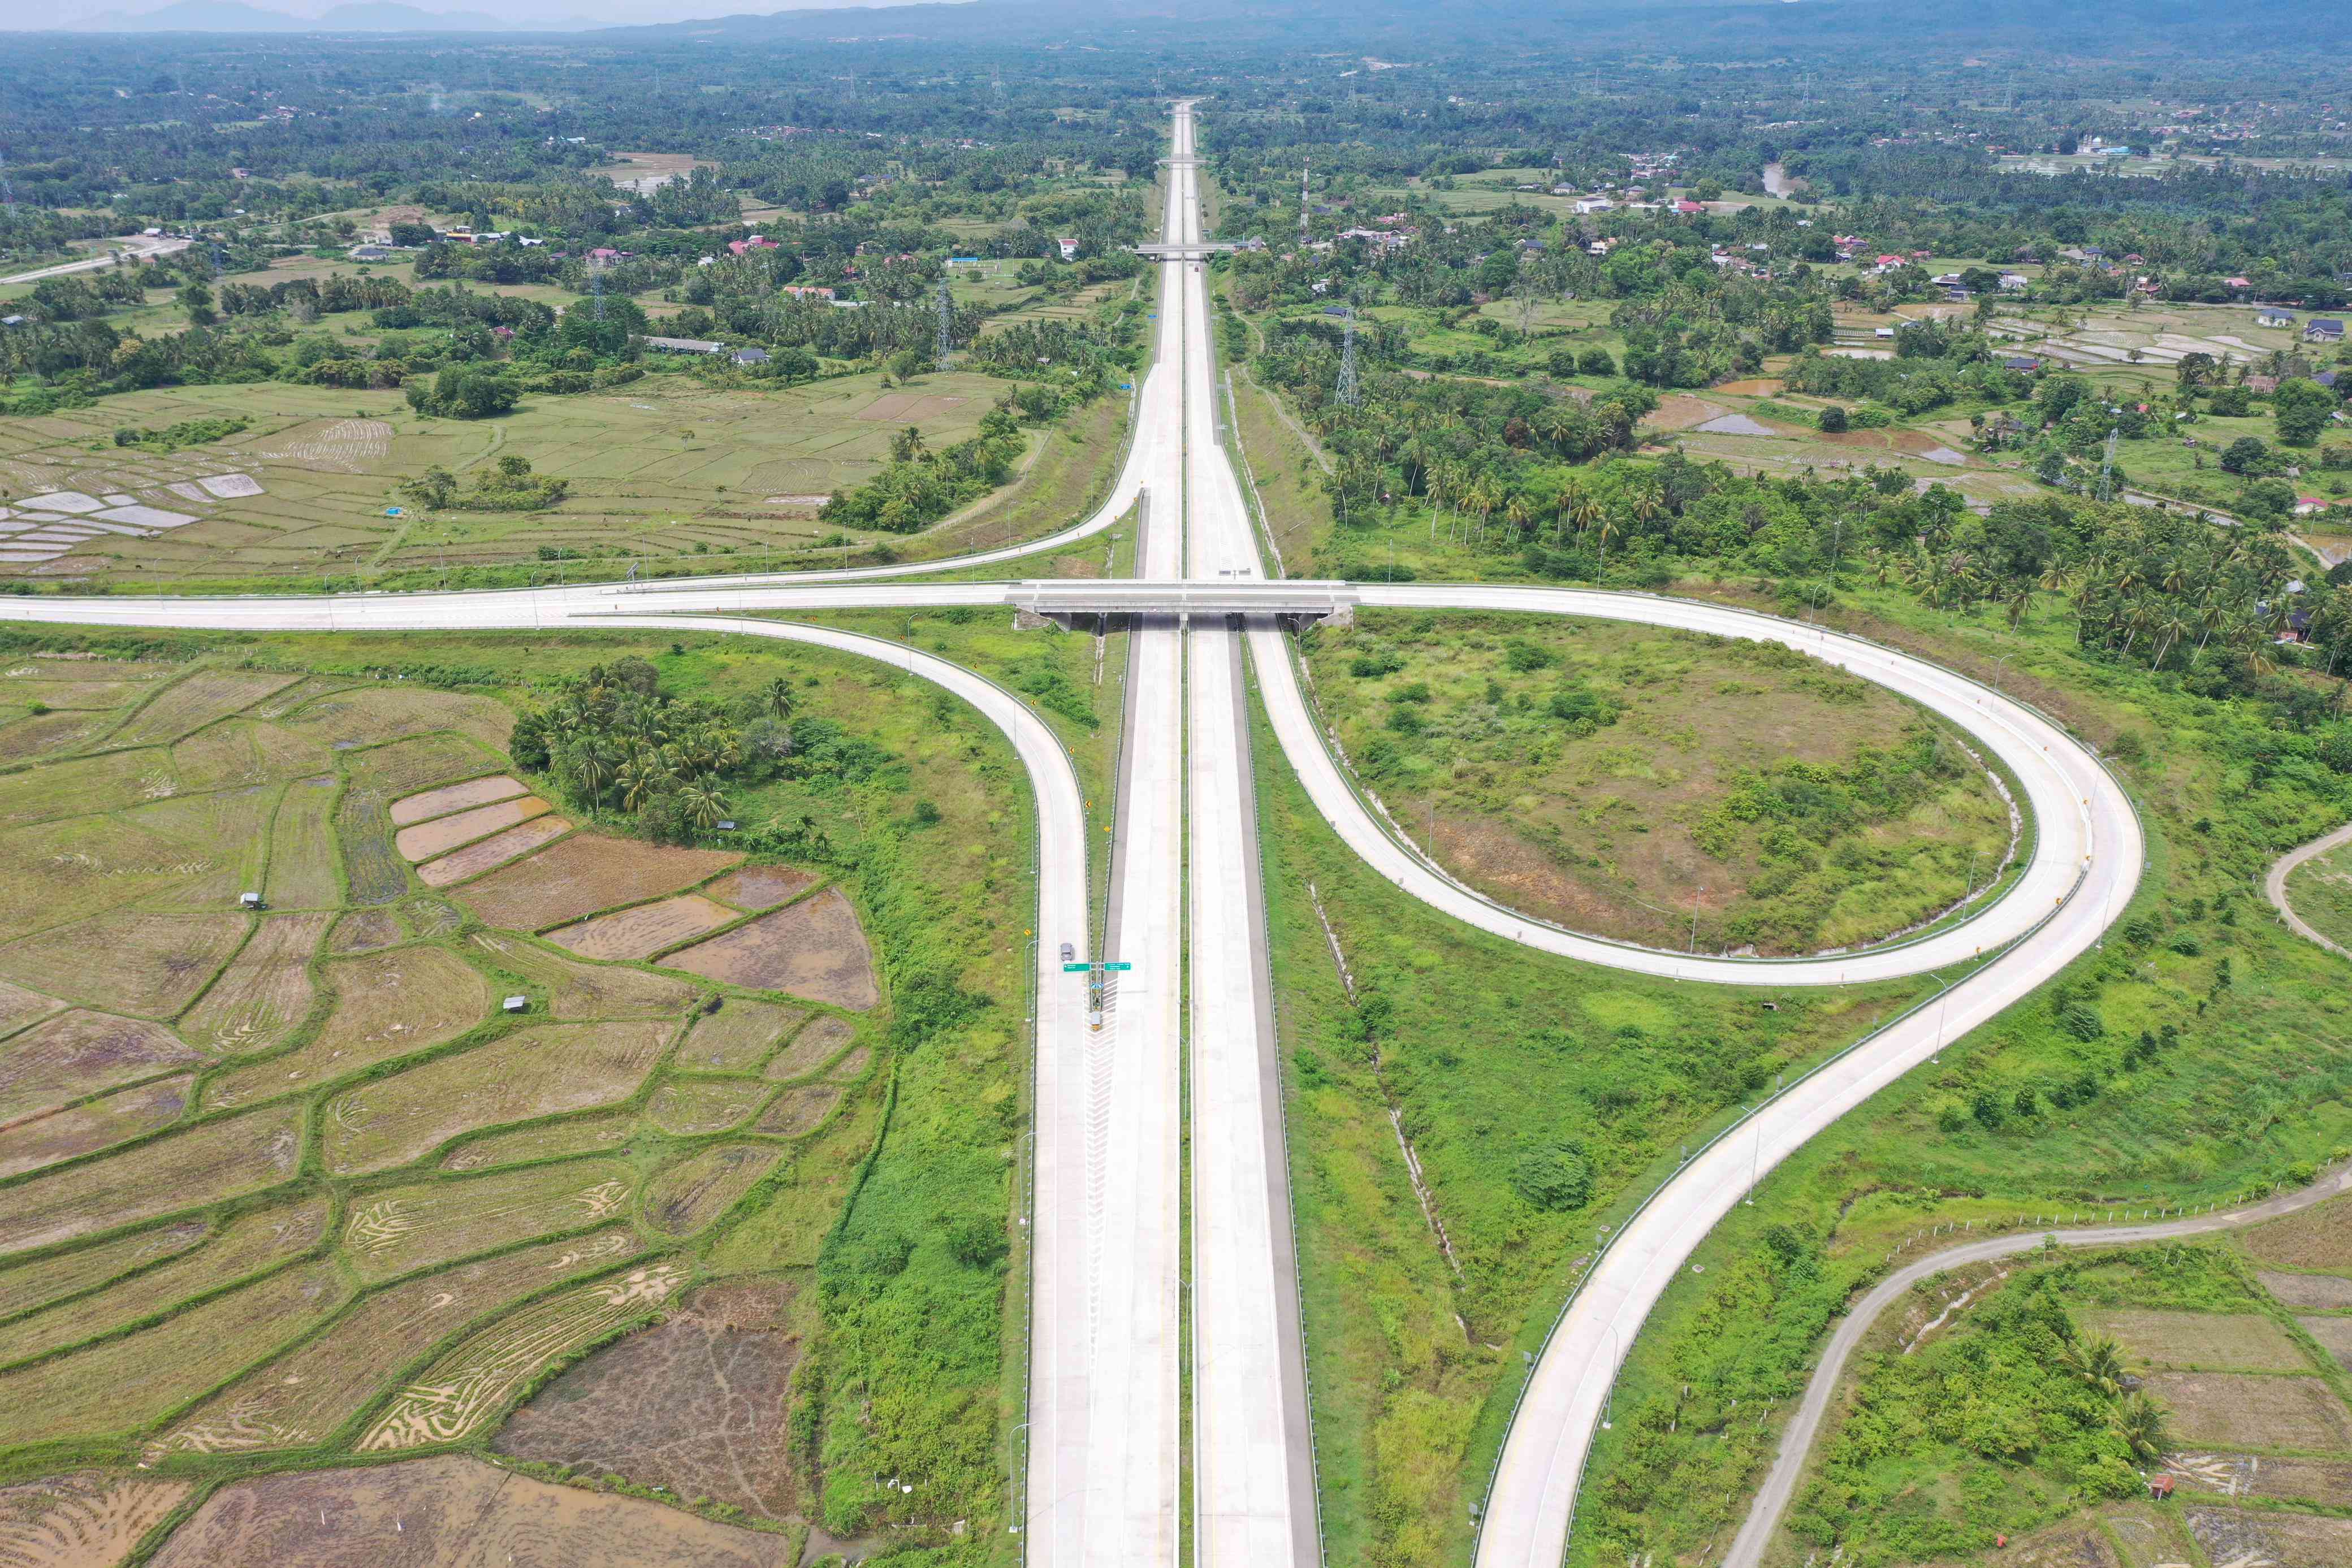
[0,646,900,1558]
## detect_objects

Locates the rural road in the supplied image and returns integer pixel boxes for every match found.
[1722,1162,2352,1568]
[0,105,2148,1568]
[0,232,190,286]
[2264,820,2352,960]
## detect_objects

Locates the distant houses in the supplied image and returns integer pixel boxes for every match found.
[2307,318,2346,345]
[2256,307,2297,328]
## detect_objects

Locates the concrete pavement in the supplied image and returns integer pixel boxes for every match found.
[1169,105,1321,1568]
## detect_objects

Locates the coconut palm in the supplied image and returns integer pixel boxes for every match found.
[763,677,794,721]
[1504,491,1533,543]
[616,756,662,813]
[2064,1334,2127,1398]
[572,742,616,818]
[2111,1392,2171,1464]
[678,780,730,832]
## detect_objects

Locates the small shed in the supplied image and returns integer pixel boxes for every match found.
[239,891,265,910]
[503,995,530,1014]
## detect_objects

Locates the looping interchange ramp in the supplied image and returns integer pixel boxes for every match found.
[0,101,2142,1568]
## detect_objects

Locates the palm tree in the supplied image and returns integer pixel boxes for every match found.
[1596,512,1620,570]
[2111,1392,2171,1464]
[678,780,729,832]
[763,677,794,721]
[1504,491,1533,543]
[2064,1334,2127,1398]
[1464,476,1498,547]
[616,756,662,813]
[573,742,616,818]
[2152,608,2193,670]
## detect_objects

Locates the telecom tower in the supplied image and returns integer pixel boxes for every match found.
[1298,158,1310,243]
[936,278,953,372]
[1335,297,1360,409]
[2097,426,2120,502]
[591,255,606,321]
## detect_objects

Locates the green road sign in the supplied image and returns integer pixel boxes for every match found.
[1103,961,1134,972]
[1062,962,1091,973]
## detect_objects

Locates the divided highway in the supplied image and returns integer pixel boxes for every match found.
[0,102,2146,1568]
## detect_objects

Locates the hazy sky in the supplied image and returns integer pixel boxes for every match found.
[56,0,945,24]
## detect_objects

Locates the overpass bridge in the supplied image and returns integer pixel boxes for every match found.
[1003,578,1355,622]
[1131,241,1236,261]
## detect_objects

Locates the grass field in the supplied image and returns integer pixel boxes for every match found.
[0,618,1057,1558]
[1300,609,2014,954]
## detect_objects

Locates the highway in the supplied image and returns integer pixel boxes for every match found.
[0,102,2150,1568]
[1169,105,1321,1568]
[0,232,191,286]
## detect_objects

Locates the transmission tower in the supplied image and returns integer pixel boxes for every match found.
[591,255,606,322]
[1335,298,1360,409]
[991,63,1004,101]
[2097,426,2120,501]
[0,154,13,214]
[935,278,953,372]
[1298,158,1311,243]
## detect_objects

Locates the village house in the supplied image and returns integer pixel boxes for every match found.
[2256,307,2296,328]
[2306,319,2346,345]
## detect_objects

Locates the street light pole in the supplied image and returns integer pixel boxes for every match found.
[1688,885,1705,952]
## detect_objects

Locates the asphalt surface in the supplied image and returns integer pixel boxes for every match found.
[0,105,2154,1568]
[1722,1162,2352,1568]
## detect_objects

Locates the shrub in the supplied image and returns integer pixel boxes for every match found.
[1512,1143,1593,1211]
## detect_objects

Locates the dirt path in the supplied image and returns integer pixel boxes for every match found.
[2264,820,2352,960]
[1721,1162,2352,1568]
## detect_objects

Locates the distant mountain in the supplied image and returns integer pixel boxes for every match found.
[61,0,596,29]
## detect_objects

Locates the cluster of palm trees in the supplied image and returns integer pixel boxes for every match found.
[2060,1332,2170,1465]
[521,668,800,837]
[2068,526,2340,681]
[1867,509,2339,688]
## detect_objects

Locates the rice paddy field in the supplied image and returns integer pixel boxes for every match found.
[0,621,1039,1561]
[0,363,1123,592]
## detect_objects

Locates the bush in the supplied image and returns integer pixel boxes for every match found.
[1817,404,1849,433]
[1512,1143,1593,1211]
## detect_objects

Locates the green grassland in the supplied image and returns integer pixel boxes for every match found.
[0,620,1065,1561]
[1299,609,2014,955]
